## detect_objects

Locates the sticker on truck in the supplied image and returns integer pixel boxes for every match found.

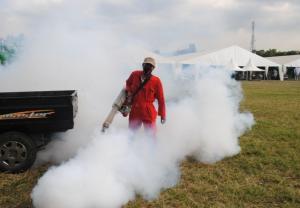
[0,110,55,120]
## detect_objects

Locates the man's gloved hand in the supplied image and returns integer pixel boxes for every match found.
[161,117,166,124]
[120,93,132,117]
[120,104,131,117]
[126,95,132,104]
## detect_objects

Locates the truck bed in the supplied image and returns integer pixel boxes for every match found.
[0,90,78,134]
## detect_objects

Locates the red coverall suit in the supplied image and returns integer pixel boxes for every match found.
[126,70,166,136]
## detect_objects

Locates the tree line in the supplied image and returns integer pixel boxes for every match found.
[254,49,300,57]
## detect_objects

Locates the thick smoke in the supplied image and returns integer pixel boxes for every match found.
[30,65,254,208]
[0,1,254,207]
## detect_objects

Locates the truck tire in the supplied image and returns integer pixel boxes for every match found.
[0,132,37,173]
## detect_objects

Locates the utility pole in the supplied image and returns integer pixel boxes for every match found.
[250,21,256,53]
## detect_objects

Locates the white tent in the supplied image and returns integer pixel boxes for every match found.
[226,58,244,71]
[285,58,300,67]
[268,55,300,79]
[243,59,265,71]
[180,45,279,67]
[283,58,300,80]
[268,55,300,67]
[177,45,282,80]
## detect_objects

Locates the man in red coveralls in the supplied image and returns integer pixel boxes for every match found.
[124,57,166,137]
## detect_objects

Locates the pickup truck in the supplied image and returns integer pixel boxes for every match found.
[0,90,78,173]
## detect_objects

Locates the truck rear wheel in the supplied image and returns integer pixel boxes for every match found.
[0,132,37,173]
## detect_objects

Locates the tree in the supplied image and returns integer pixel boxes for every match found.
[0,52,5,65]
[0,44,16,65]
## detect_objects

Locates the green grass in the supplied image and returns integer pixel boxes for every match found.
[1,81,300,208]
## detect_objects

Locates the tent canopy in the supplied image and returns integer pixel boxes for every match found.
[179,45,280,67]
[225,59,244,71]
[243,59,265,71]
[285,58,300,67]
[268,55,300,66]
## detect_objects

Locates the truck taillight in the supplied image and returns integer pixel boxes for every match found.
[72,92,78,118]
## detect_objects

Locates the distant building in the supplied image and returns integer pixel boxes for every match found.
[154,43,197,57]
[174,43,197,56]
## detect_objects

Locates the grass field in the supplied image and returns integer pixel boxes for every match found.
[1,81,299,208]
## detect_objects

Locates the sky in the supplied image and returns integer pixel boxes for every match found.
[0,0,299,52]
